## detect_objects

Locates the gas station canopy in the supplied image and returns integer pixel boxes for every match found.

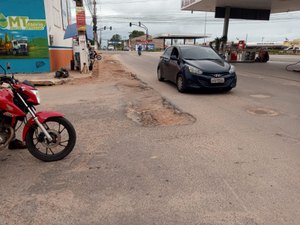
[181,0,300,41]
[155,34,209,49]
[182,0,300,14]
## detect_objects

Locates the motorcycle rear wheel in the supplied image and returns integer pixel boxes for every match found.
[26,117,76,162]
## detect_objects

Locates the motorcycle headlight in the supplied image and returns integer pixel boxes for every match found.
[31,90,41,104]
[229,65,235,74]
[187,65,203,75]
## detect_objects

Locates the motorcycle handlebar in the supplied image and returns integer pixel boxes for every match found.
[0,64,6,75]
[0,75,18,85]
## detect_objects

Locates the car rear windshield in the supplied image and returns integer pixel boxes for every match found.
[181,47,221,60]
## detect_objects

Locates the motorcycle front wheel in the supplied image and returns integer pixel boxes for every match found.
[26,117,76,162]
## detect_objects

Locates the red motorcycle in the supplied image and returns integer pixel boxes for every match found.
[0,64,76,162]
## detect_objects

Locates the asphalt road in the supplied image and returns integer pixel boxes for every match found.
[117,52,300,224]
[0,52,299,225]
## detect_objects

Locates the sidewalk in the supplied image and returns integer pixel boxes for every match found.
[14,70,93,86]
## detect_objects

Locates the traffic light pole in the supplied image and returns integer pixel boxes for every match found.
[129,22,149,50]
[98,26,112,49]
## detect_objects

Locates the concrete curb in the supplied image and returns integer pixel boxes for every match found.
[15,72,93,86]
[28,77,74,86]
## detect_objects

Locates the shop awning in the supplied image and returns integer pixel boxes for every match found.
[64,23,93,40]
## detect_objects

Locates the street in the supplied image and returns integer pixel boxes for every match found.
[0,52,299,225]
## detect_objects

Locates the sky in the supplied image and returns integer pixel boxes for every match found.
[82,0,300,45]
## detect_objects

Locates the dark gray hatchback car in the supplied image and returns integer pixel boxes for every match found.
[157,45,237,92]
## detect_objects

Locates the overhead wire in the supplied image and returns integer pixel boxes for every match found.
[93,1,300,41]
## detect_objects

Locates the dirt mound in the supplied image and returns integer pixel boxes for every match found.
[91,55,196,127]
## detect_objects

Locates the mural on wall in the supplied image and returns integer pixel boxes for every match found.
[0,0,50,73]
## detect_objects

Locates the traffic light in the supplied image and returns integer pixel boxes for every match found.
[109,26,112,30]
[129,22,132,27]
[103,26,106,30]
[138,21,141,26]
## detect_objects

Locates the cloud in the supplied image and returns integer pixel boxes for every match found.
[82,0,300,43]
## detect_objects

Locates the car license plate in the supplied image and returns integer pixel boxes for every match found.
[211,78,225,84]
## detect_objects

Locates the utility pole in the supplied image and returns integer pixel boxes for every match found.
[74,0,89,73]
[92,0,98,47]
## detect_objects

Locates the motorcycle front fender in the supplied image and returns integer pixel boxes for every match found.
[22,111,65,141]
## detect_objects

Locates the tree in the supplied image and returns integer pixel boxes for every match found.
[109,34,122,50]
[110,34,122,42]
[129,30,145,39]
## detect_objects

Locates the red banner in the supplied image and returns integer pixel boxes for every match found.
[76,6,86,32]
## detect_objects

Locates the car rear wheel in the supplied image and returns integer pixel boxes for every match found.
[176,74,187,93]
[157,67,164,81]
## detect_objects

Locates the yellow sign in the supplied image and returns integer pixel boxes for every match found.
[0,13,46,30]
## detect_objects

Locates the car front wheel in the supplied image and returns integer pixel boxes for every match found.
[157,67,164,81]
[176,74,187,93]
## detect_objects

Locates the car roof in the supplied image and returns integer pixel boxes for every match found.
[175,45,210,49]
[167,45,212,51]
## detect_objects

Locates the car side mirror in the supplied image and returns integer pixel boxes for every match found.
[219,54,226,60]
[170,55,178,61]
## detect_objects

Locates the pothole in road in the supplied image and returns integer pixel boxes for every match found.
[126,97,196,127]
[247,107,279,116]
[97,55,196,127]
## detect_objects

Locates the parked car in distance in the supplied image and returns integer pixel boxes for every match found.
[283,46,300,53]
[107,45,114,51]
[157,45,237,93]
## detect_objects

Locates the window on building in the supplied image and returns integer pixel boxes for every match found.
[53,6,61,28]
[61,0,71,30]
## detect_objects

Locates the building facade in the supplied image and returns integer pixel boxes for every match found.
[0,0,73,73]
[130,35,164,51]
[45,0,73,72]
